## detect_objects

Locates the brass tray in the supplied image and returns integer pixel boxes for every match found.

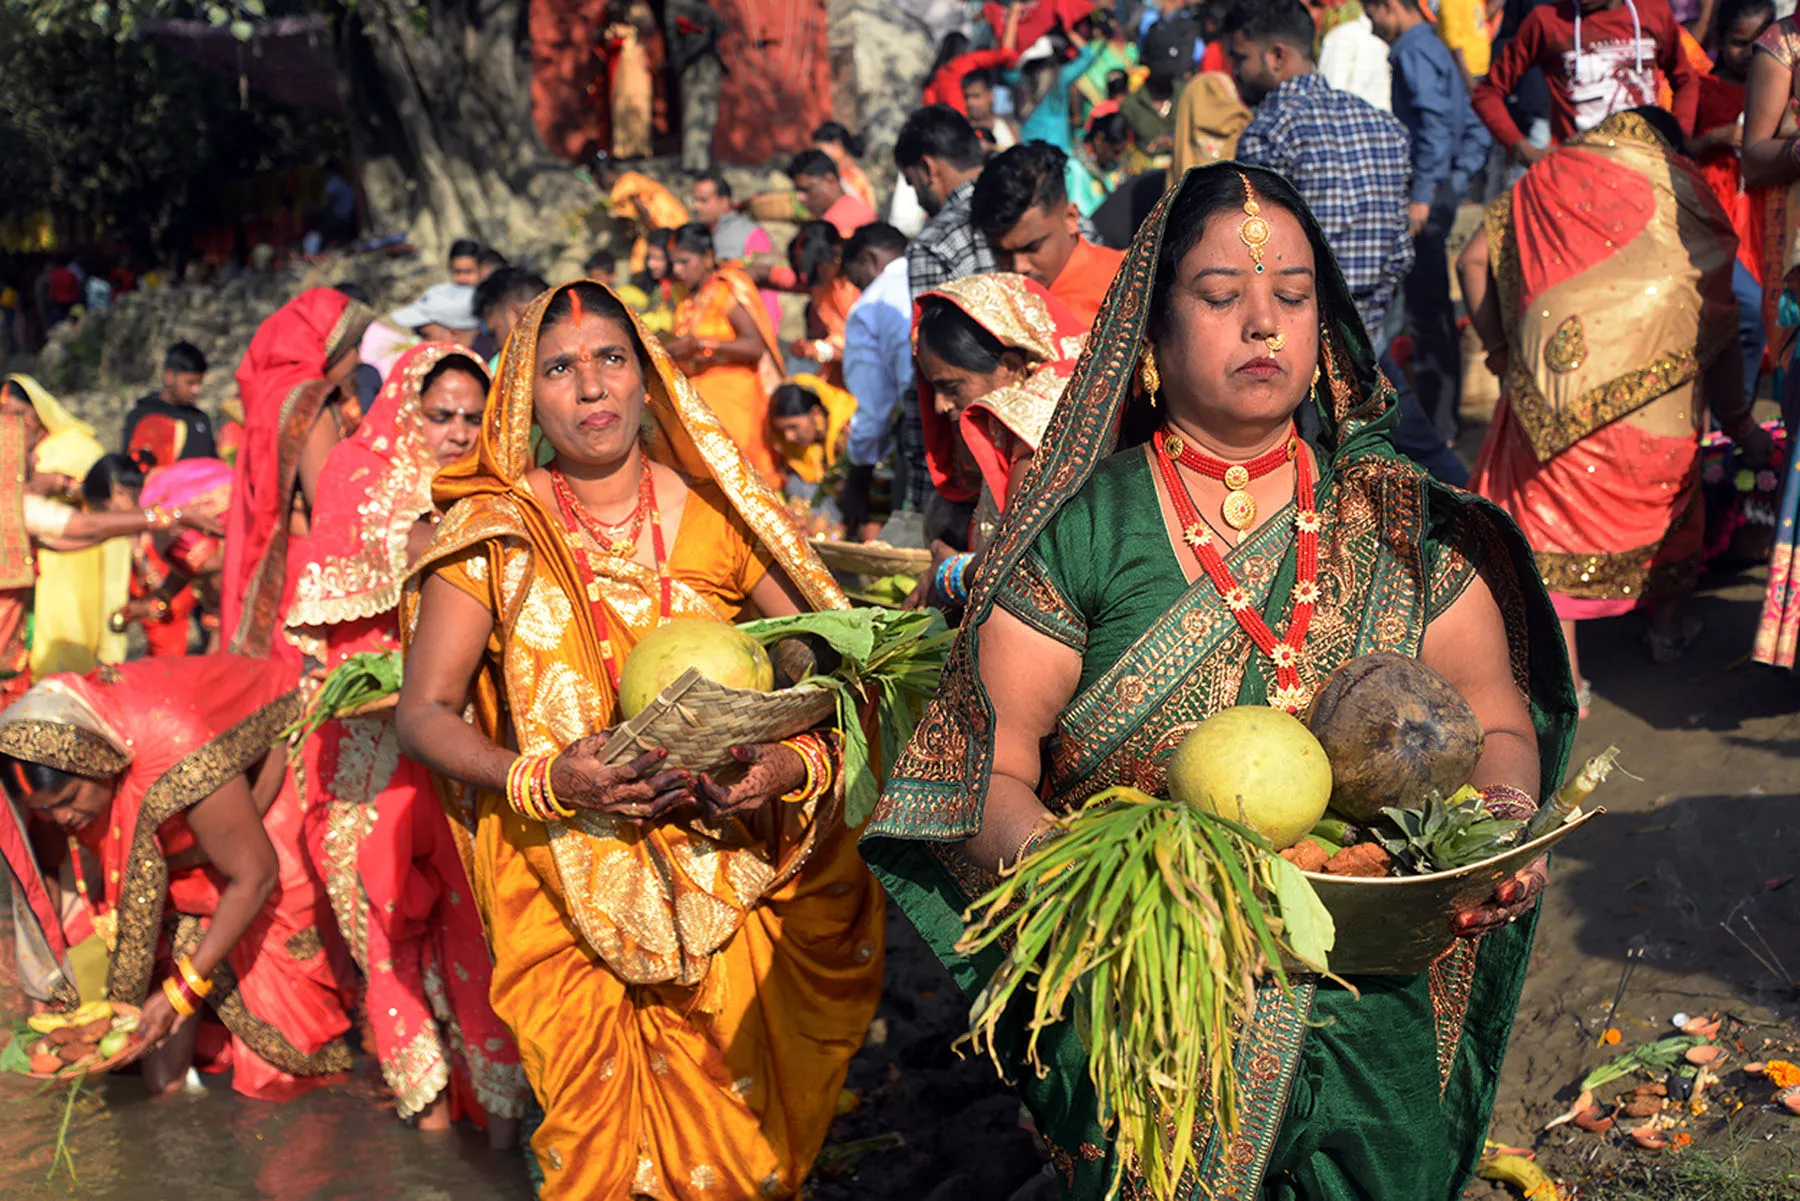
[1295,808,1602,976]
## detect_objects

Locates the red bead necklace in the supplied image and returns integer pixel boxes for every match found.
[1159,425,1296,541]
[551,457,673,691]
[1152,427,1321,714]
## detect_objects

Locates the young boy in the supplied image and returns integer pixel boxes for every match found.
[1472,0,1700,162]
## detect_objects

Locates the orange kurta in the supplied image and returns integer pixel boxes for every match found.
[676,267,786,488]
[405,281,883,1201]
[1049,238,1125,328]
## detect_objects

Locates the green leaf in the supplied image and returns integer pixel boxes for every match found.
[1265,855,1335,969]
[738,610,878,661]
[1,1034,30,1074]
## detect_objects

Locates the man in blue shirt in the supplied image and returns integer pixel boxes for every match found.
[839,222,914,538]
[1368,0,1493,446]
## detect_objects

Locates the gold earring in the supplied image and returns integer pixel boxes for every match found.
[1139,349,1161,405]
[1312,362,1322,388]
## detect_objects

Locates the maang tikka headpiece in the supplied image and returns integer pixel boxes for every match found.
[1237,172,1270,274]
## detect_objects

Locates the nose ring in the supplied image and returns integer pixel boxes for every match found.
[1264,332,1286,353]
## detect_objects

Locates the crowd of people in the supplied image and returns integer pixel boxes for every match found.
[0,0,1797,1197]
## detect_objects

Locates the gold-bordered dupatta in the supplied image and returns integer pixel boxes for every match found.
[404,280,846,989]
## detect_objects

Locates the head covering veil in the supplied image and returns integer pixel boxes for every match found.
[423,280,843,614]
[862,166,1578,1196]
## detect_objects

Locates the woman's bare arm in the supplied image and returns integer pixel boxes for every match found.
[1743,51,1798,189]
[176,775,277,984]
[962,606,1083,872]
[395,573,513,794]
[1421,569,1540,799]
[296,404,343,512]
[747,561,807,618]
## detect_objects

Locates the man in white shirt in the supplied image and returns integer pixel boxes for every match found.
[1310,0,1393,110]
[838,222,913,539]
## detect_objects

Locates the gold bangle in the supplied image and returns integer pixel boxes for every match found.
[175,953,212,998]
[162,975,197,1018]
[538,755,575,819]
[778,734,831,804]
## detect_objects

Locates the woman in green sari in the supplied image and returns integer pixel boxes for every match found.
[862,163,1578,1199]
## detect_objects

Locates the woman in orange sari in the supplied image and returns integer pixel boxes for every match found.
[667,225,787,488]
[813,122,878,212]
[0,412,35,708]
[286,343,525,1142]
[394,281,882,1199]
[0,655,354,1099]
[221,286,373,668]
[1464,108,1772,714]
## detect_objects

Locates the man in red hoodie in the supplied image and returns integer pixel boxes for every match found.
[1472,0,1700,163]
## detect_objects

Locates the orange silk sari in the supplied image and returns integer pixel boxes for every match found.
[675,265,786,489]
[403,283,883,1200]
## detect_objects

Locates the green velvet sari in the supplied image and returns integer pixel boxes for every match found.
[861,163,1579,1199]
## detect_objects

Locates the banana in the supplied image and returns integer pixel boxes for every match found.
[25,1012,70,1035]
[68,1000,113,1026]
[1477,1148,1561,1200]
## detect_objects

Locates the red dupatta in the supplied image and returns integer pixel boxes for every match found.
[913,273,1087,504]
[286,342,480,664]
[221,287,372,658]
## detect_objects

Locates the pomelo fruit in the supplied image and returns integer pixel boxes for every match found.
[1167,707,1332,849]
[617,619,775,718]
[1304,653,1483,823]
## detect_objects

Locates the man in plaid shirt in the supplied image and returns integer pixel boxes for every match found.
[1223,0,1415,342]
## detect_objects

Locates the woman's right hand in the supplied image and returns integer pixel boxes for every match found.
[548,740,693,820]
[176,494,227,535]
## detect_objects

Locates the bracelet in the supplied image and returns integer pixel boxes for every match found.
[143,505,179,531]
[161,974,198,1018]
[175,953,212,998]
[1478,784,1539,822]
[508,753,574,821]
[1011,822,1061,867]
[935,553,973,606]
[778,733,834,805]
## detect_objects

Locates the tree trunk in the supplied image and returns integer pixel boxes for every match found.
[343,0,587,254]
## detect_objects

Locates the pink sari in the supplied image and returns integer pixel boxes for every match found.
[286,343,526,1123]
[222,288,372,666]
[0,655,354,1100]
[1471,112,1739,619]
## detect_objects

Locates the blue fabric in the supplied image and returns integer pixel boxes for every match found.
[1732,258,1766,404]
[843,255,915,466]
[1237,71,1416,338]
[1389,23,1491,205]
[1019,42,1103,151]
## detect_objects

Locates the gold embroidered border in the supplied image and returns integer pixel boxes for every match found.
[324,299,375,366]
[1428,941,1481,1095]
[172,915,354,1076]
[1535,536,1699,603]
[108,691,303,1004]
[0,721,130,778]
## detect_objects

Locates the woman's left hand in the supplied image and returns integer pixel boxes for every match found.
[1453,856,1549,938]
[696,742,805,819]
[134,987,191,1049]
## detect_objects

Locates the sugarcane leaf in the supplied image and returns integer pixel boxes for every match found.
[1265,855,1335,968]
[737,610,879,660]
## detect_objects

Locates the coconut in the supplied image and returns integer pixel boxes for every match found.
[1167,707,1333,849]
[617,619,775,718]
[1304,653,1483,824]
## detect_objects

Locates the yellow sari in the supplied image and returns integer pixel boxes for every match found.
[777,372,856,485]
[675,265,786,489]
[403,284,883,1200]
[5,375,128,674]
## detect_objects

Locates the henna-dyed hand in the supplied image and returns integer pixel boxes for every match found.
[695,742,805,820]
[1454,856,1549,939]
[550,738,692,821]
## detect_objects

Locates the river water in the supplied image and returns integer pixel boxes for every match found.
[0,896,531,1200]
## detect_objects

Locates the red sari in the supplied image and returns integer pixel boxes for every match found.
[915,274,1088,507]
[1471,112,1739,619]
[221,288,372,666]
[286,343,526,1124]
[0,655,355,1099]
